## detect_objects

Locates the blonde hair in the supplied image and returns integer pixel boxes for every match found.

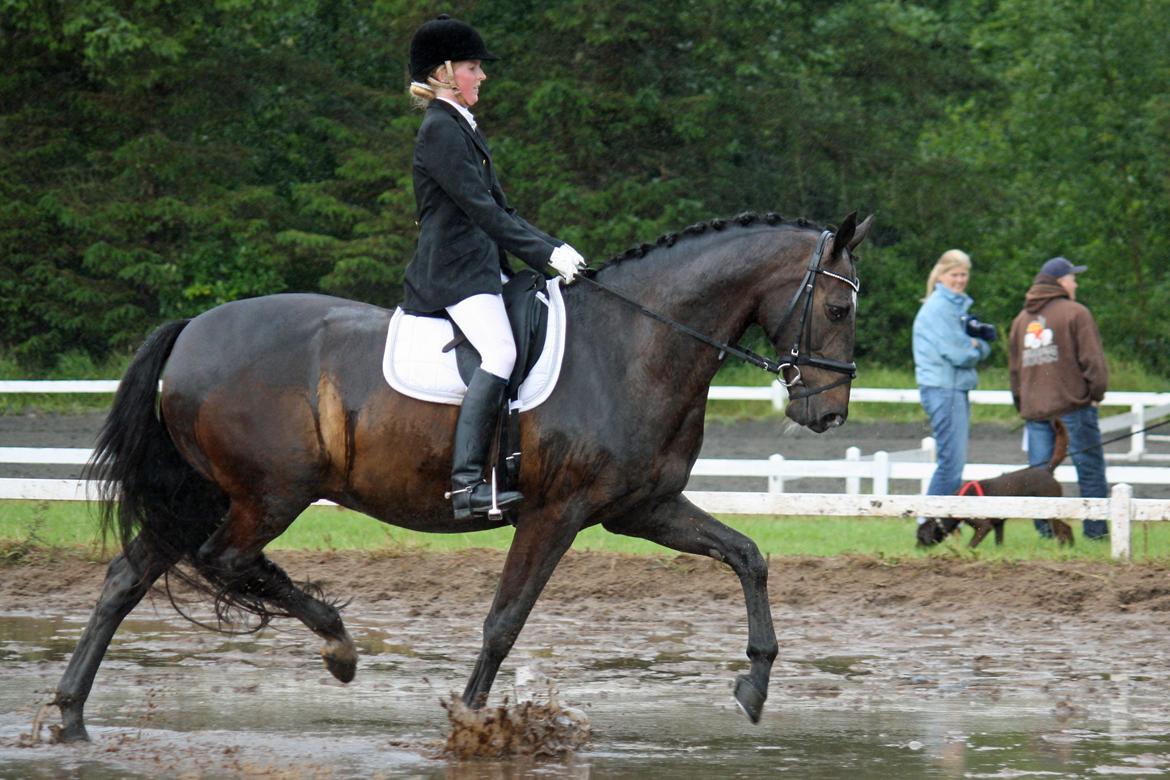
[409,60,456,109]
[923,249,971,300]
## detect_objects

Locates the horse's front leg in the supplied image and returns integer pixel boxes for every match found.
[604,494,777,723]
[463,508,580,708]
[53,535,177,742]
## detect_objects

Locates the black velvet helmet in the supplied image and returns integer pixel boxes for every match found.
[409,14,498,82]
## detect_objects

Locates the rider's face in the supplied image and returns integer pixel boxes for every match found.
[448,60,486,108]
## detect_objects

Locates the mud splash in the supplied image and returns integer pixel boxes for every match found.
[442,689,590,758]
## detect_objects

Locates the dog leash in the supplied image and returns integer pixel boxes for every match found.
[1063,417,1170,459]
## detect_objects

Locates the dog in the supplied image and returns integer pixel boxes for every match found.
[916,418,1073,549]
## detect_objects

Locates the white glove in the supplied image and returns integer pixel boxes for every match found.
[549,244,587,284]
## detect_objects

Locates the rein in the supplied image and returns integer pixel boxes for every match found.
[577,229,859,401]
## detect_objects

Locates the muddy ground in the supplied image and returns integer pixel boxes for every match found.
[5,413,1170,776]
[5,550,1170,778]
[7,547,1170,619]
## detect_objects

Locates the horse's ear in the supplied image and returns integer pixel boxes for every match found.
[831,212,858,259]
[846,214,875,254]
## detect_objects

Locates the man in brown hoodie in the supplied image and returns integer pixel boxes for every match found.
[1008,257,1110,540]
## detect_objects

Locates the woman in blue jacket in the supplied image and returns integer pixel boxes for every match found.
[405,15,587,521]
[912,249,993,500]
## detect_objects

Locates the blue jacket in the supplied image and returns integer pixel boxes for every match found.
[912,283,991,390]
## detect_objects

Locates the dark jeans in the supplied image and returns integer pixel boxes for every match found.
[1027,406,1109,539]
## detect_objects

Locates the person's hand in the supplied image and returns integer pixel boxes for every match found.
[549,244,587,284]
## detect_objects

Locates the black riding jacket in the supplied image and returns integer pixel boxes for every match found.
[402,99,559,314]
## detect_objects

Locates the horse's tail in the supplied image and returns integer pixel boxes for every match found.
[86,320,228,574]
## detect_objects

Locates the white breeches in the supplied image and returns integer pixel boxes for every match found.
[446,294,516,380]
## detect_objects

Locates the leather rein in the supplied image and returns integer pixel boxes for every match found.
[577,229,860,401]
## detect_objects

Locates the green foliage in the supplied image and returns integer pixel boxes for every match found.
[1,0,1167,375]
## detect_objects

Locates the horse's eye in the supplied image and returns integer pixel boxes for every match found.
[826,303,850,321]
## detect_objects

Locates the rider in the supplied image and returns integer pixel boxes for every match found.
[404,15,587,521]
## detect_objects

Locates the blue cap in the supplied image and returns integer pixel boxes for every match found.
[1040,257,1087,278]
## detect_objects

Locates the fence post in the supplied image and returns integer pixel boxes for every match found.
[845,447,861,495]
[770,380,789,412]
[768,453,785,494]
[1109,483,1133,560]
[1128,403,1145,461]
[920,437,935,494]
[873,451,890,495]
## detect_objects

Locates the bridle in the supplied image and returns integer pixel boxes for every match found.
[577,228,860,401]
[770,229,860,400]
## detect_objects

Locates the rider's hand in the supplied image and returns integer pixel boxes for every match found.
[549,244,587,284]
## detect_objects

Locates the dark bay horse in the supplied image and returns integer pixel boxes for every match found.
[52,211,873,742]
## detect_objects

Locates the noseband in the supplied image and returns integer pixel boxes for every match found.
[578,228,859,402]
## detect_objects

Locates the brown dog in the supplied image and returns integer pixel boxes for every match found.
[917,419,1073,548]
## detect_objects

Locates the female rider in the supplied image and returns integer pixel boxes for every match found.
[404,15,586,521]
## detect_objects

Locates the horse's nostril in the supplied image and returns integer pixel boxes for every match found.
[821,413,845,429]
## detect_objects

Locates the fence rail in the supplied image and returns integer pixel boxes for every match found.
[2,477,1162,559]
[4,380,1169,560]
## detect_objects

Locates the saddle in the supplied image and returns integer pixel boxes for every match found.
[384,271,566,523]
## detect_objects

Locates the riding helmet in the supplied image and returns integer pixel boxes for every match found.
[409,14,498,82]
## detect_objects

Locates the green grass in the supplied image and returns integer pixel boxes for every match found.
[3,500,1166,563]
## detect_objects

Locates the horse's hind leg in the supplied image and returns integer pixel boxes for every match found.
[53,535,176,742]
[227,553,357,683]
[604,495,777,724]
[195,497,357,682]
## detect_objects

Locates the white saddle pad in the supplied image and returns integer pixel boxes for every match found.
[382,279,566,412]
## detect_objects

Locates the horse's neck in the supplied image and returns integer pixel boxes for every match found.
[596,231,787,344]
[578,231,796,388]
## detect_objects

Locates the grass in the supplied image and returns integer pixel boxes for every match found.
[3,500,1167,563]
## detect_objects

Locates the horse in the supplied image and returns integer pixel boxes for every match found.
[51,210,873,742]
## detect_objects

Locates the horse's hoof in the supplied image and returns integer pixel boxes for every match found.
[733,675,766,724]
[50,722,89,743]
[321,640,358,684]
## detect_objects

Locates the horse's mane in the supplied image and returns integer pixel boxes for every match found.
[600,211,825,268]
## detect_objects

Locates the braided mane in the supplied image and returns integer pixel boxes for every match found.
[601,211,824,267]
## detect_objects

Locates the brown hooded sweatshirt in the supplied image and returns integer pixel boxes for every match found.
[1008,274,1109,420]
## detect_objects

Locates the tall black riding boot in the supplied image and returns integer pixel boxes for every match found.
[449,368,523,520]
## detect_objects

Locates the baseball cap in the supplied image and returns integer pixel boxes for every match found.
[1039,256,1087,278]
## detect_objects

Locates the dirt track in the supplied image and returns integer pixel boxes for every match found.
[6,550,1170,777]
[6,548,1170,618]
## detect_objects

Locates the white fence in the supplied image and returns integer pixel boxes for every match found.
[4,380,1170,559]
[0,475,1164,560]
[707,383,1170,462]
[6,380,1167,459]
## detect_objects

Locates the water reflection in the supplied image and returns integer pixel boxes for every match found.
[4,611,1170,778]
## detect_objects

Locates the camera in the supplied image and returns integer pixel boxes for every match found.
[961,314,997,342]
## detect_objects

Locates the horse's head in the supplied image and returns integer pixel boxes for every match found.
[760,212,874,433]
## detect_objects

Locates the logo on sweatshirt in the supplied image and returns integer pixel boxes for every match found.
[1021,315,1058,367]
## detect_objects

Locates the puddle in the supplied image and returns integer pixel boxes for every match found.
[5,607,1170,778]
